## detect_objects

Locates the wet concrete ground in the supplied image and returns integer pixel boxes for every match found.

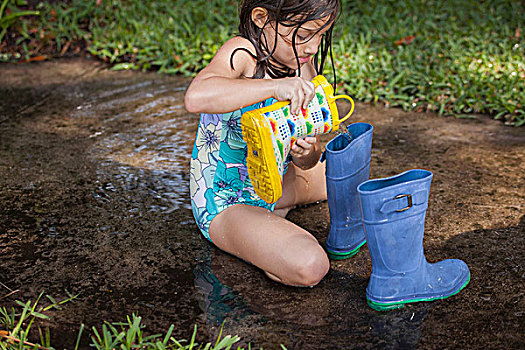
[0,58,524,349]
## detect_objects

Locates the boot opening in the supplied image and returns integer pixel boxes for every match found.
[359,169,432,192]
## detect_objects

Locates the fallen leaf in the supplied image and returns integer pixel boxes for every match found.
[395,35,415,45]
[25,56,47,62]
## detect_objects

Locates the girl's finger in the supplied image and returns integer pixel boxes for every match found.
[295,138,312,150]
[293,92,303,115]
[303,136,317,144]
[291,142,303,152]
[301,86,310,110]
[303,81,315,110]
[294,138,306,147]
[290,90,300,115]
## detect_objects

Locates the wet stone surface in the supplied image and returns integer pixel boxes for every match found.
[0,58,524,349]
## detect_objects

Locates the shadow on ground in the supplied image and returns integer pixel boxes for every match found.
[0,58,523,349]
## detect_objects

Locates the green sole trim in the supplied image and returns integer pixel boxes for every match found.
[327,240,366,260]
[367,273,471,312]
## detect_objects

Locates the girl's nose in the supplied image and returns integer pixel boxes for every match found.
[303,35,322,55]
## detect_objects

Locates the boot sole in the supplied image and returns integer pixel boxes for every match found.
[241,110,283,204]
[366,272,471,311]
[326,240,366,260]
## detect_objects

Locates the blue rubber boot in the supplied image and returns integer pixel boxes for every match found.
[357,169,470,311]
[325,122,373,260]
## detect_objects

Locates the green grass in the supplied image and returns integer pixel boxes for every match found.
[0,0,38,44]
[1,0,523,125]
[0,291,79,349]
[88,315,243,350]
[35,0,236,73]
[0,292,261,349]
[333,0,524,126]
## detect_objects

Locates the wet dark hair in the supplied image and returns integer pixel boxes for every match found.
[232,0,340,81]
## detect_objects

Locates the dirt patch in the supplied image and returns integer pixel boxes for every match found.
[0,58,524,349]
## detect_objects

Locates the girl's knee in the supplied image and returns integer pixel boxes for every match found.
[293,248,330,286]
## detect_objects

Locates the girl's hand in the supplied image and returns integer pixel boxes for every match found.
[273,77,315,115]
[290,136,318,163]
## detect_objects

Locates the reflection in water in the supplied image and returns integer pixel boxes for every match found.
[193,241,429,349]
[193,244,253,325]
[368,305,429,349]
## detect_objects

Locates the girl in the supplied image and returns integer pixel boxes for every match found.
[185,0,340,287]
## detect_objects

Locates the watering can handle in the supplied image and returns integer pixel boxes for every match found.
[334,94,355,123]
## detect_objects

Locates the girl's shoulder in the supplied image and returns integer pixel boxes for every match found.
[221,36,257,56]
[223,35,255,48]
[209,36,257,78]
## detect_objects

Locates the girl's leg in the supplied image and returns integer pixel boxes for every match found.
[209,203,329,286]
[274,161,327,216]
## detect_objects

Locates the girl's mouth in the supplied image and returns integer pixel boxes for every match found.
[299,56,311,64]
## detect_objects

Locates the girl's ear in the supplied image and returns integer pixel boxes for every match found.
[251,7,269,28]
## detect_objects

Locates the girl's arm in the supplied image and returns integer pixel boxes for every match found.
[184,37,315,115]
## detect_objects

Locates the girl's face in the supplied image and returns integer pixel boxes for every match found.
[260,14,334,71]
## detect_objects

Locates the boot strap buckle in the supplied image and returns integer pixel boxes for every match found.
[394,194,412,212]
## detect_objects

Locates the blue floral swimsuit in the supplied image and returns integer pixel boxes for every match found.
[190,98,289,241]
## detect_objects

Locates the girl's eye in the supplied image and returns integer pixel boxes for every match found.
[297,34,310,42]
